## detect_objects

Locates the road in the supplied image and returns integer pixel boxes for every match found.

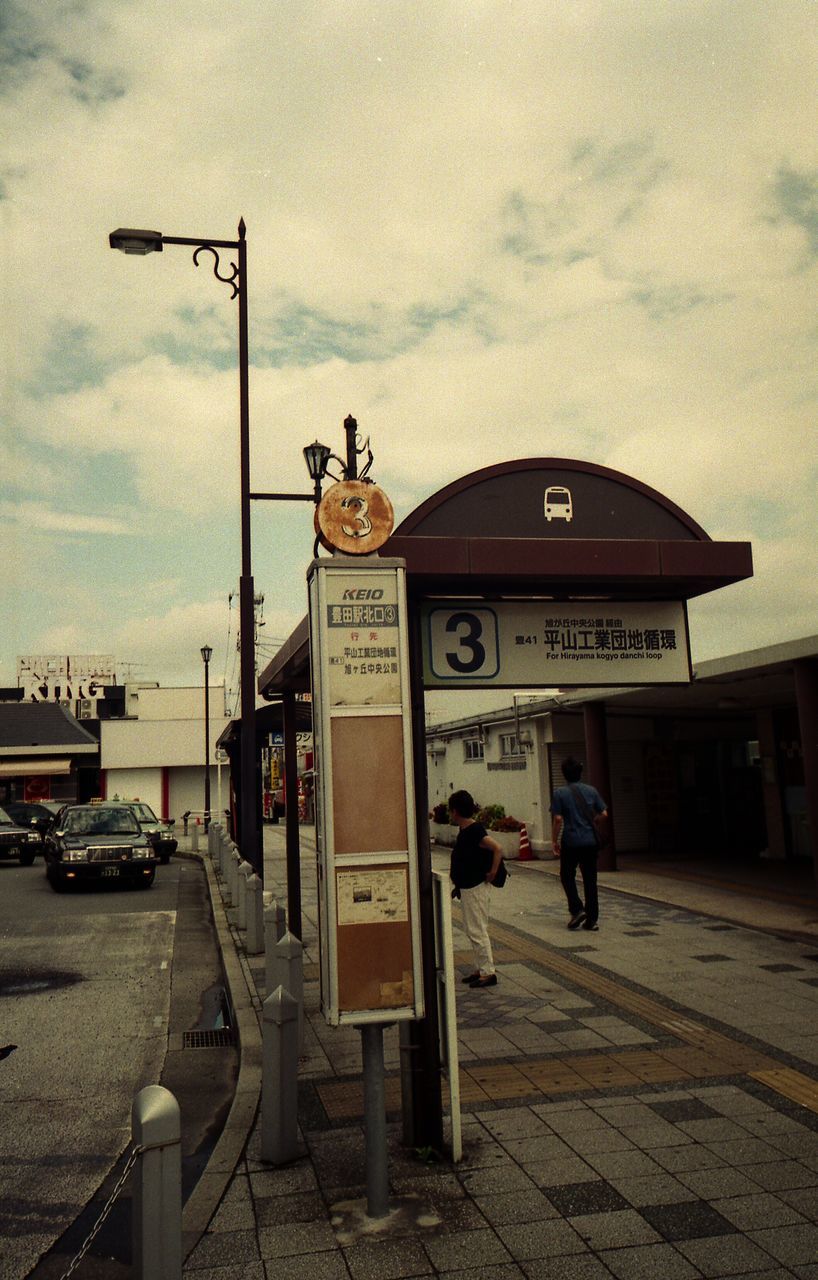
[0,852,233,1280]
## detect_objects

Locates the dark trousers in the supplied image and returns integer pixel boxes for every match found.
[560,844,599,924]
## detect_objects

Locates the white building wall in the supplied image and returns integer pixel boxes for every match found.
[106,767,163,813]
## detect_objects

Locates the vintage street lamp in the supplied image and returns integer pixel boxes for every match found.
[109,221,260,874]
[201,645,212,831]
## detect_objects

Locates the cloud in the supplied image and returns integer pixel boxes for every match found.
[1,501,130,536]
[1,0,817,691]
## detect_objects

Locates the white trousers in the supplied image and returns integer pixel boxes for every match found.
[459,880,495,976]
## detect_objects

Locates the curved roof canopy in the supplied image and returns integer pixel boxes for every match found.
[259,457,752,696]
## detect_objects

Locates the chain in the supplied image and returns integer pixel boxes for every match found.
[59,1144,143,1279]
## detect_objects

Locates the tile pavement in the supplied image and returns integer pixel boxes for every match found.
[183,831,818,1278]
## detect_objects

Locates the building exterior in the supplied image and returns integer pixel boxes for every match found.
[426,635,817,872]
[0,702,100,807]
[99,684,232,823]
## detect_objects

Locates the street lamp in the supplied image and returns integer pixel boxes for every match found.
[110,220,260,873]
[201,645,212,831]
[110,220,369,880]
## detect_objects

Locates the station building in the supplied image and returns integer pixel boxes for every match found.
[426,634,817,872]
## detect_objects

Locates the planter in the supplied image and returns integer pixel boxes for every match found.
[493,829,523,858]
[430,822,457,847]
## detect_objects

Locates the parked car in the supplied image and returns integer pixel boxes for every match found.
[43,804,157,892]
[126,802,177,863]
[4,800,57,839]
[102,800,177,863]
[0,805,42,866]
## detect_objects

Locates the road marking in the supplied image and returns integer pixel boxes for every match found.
[153,1016,163,1027]
[160,960,168,970]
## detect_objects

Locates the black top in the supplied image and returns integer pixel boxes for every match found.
[450,821,492,890]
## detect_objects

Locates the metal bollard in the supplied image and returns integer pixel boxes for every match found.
[270,930,303,1047]
[261,986,300,1165]
[132,1084,181,1280]
[246,873,264,954]
[237,860,253,929]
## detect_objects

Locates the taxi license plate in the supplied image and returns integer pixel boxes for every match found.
[101,866,120,878]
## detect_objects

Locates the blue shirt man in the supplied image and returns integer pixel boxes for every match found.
[550,757,608,931]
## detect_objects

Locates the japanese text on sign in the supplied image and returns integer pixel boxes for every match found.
[422,601,690,687]
[325,577,403,706]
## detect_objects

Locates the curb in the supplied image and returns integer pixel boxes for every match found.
[180,852,262,1259]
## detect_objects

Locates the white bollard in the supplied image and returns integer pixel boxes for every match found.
[261,986,300,1165]
[264,899,287,995]
[270,930,304,1048]
[246,873,264,954]
[191,821,199,852]
[237,860,253,929]
[228,847,241,907]
[132,1085,181,1280]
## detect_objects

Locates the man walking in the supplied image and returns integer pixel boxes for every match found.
[550,756,609,932]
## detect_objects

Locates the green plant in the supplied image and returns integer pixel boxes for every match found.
[431,802,450,824]
[477,803,505,829]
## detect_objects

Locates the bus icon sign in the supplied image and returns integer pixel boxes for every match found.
[544,485,573,522]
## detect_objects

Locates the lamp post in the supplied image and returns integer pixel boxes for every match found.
[201,645,212,831]
[109,220,362,878]
[109,222,263,873]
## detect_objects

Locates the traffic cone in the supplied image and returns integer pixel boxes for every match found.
[518,823,533,861]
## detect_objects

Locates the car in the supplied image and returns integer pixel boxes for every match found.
[43,804,157,892]
[0,805,42,866]
[4,800,57,839]
[103,800,177,863]
[125,802,177,863]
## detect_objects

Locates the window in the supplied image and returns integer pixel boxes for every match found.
[500,733,524,757]
[463,737,484,761]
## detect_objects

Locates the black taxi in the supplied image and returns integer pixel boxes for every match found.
[43,804,157,892]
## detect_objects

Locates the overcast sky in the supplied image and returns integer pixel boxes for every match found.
[2,0,816,714]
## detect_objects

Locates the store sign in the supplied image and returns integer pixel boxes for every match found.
[421,601,691,687]
[17,654,115,704]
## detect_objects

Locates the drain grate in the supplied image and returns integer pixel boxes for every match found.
[183,1028,236,1049]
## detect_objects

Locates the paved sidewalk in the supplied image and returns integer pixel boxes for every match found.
[184,832,818,1279]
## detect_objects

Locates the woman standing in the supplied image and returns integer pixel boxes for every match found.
[448,790,503,988]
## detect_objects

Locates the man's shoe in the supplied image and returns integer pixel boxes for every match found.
[469,974,498,988]
[461,972,480,984]
[583,922,599,931]
[567,911,586,930]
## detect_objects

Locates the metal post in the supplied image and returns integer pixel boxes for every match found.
[282,689,303,939]
[236,222,261,883]
[132,1085,181,1280]
[246,873,264,953]
[203,650,211,831]
[261,986,300,1164]
[583,702,616,871]
[403,603,444,1152]
[361,1024,390,1219]
[344,413,358,479]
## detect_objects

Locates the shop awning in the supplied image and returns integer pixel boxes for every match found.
[0,758,72,777]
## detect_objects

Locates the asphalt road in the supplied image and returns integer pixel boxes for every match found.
[0,852,235,1280]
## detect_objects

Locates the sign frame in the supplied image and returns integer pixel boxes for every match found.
[421,599,693,689]
[309,556,424,1027]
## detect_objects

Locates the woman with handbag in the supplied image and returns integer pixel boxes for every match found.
[449,790,503,988]
[550,757,609,932]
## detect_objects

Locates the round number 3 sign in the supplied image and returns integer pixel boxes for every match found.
[316,480,395,555]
